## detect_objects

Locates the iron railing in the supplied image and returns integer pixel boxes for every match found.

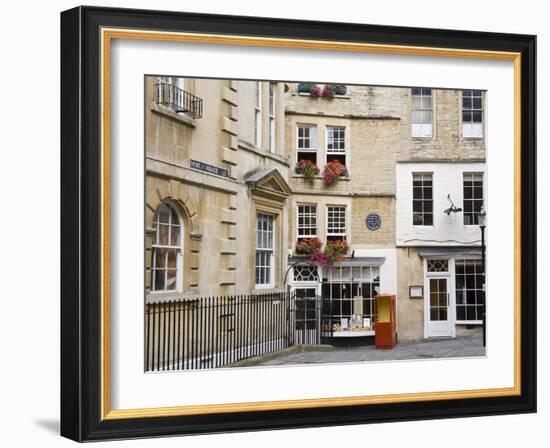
[145,292,312,371]
[154,82,203,119]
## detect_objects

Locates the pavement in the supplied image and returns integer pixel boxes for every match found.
[256,336,485,366]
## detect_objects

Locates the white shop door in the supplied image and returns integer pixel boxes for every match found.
[426,277,454,338]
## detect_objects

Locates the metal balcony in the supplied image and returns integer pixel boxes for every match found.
[154,82,203,119]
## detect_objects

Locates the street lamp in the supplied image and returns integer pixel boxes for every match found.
[478,206,487,347]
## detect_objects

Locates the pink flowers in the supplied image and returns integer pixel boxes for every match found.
[296,238,349,268]
[309,252,333,269]
[321,86,335,97]
[309,86,322,97]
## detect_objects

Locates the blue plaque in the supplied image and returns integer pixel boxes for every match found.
[366,213,381,231]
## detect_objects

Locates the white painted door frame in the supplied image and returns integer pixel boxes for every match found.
[423,257,457,338]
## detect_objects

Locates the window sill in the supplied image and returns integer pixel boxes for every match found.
[150,102,196,127]
[292,175,350,182]
[295,92,351,99]
[456,321,482,325]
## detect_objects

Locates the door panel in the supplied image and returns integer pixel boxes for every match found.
[426,277,453,337]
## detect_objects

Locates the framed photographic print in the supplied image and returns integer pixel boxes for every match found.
[60,6,537,442]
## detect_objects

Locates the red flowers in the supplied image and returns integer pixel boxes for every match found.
[295,159,320,183]
[295,238,322,255]
[323,240,349,263]
[322,160,348,185]
[296,238,349,268]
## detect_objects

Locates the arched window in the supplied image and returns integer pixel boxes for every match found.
[151,202,182,292]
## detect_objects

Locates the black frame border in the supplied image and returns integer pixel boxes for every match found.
[61,6,536,442]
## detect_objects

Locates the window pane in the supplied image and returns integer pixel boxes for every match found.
[157,224,170,245]
[166,269,177,290]
[421,96,432,109]
[167,251,177,269]
[170,224,180,245]
[156,203,170,223]
[154,269,165,290]
[473,97,482,109]
[155,248,167,269]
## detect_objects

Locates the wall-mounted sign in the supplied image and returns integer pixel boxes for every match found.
[366,213,382,231]
[190,159,229,177]
[409,285,424,299]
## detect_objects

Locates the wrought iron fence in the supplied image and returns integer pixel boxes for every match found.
[154,82,203,118]
[145,292,316,371]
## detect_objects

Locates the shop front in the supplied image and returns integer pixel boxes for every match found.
[420,248,484,339]
[289,257,391,344]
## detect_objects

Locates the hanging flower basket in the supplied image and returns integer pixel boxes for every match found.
[322,160,348,185]
[295,237,322,255]
[307,239,349,268]
[323,239,349,263]
[309,252,333,269]
[295,159,320,183]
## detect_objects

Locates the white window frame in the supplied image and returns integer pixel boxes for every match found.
[412,172,434,226]
[463,172,484,226]
[296,123,318,164]
[296,204,318,241]
[254,81,262,147]
[255,212,275,289]
[454,257,484,324]
[461,90,484,138]
[268,82,276,153]
[411,88,433,138]
[150,201,183,294]
[321,265,381,334]
[326,205,347,241]
[325,125,347,167]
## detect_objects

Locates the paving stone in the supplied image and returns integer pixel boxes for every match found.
[257,336,484,366]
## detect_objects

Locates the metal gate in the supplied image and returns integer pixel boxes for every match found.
[290,289,321,345]
[320,296,335,342]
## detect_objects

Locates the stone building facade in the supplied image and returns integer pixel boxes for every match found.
[145,77,290,303]
[284,84,401,338]
[395,88,486,341]
[145,77,486,346]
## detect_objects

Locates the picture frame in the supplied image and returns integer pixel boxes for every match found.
[60,5,537,442]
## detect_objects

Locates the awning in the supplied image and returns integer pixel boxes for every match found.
[417,247,481,257]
